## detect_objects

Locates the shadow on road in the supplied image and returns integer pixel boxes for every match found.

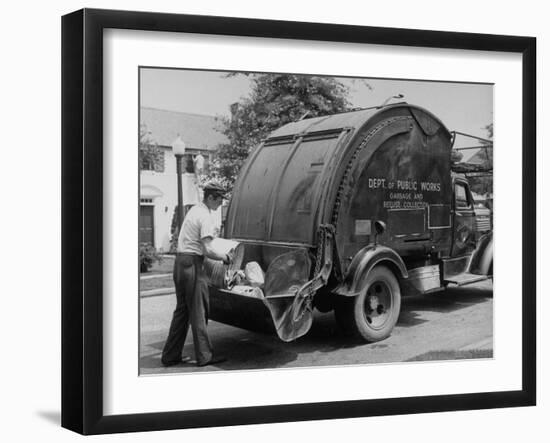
[276,312,371,355]
[397,283,493,328]
[140,281,493,373]
[211,335,299,370]
[274,282,494,356]
[141,331,300,371]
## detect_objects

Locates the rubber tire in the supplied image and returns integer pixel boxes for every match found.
[335,265,401,342]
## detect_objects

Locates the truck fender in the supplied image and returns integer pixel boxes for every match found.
[468,231,493,276]
[334,245,408,297]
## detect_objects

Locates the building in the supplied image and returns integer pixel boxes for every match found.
[139,107,228,251]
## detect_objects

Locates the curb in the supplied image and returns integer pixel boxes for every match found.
[140,273,171,280]
[140,287,175,298]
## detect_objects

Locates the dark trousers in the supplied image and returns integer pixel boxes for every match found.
[161,254,213,365]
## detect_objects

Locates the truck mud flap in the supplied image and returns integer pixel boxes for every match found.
[208,249,313,342]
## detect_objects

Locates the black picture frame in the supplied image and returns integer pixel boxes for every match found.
[61,8,536,435]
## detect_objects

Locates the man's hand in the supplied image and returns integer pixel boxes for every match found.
[223,250,235,265]
[202,237,236,264]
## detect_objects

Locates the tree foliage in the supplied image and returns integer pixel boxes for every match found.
[468,123,493,196]
[485,123,493,139]
[210,74,354,187]
[139,123,164,172]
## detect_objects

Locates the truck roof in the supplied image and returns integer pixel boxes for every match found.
[267,103,450,140]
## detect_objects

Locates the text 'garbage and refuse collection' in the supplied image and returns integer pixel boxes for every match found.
[368,177,442,209]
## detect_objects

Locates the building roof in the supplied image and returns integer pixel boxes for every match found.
[140,107,228,151]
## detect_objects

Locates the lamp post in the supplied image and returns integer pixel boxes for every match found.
[172,135,186,231]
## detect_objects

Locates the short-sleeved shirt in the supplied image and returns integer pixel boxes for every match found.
[177,202,220,255]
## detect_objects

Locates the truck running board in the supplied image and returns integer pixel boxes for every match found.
[444,273,488,286]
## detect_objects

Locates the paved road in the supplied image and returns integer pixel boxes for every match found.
[140,279,493,374]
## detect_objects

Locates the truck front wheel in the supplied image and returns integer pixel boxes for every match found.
[335,265,401,342]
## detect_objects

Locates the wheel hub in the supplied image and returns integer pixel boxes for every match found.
[364,282,391,329]
[367,295,380,311]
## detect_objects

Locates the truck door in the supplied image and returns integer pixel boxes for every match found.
[451,179,476,257]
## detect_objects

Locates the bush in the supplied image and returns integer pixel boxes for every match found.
[140,243,162,273]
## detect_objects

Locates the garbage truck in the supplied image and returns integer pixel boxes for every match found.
[205,103,493,343]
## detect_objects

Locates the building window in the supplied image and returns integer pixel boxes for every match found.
[180,152,210,174]
[184,154,195,173]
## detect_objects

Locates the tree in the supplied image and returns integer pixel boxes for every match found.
[481,122,494,169]
[139,123,164,172]
[210,74,355,188]
[485,122,493,139]
[468,123,493,196]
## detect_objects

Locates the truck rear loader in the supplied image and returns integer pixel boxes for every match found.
[205,103,493,342]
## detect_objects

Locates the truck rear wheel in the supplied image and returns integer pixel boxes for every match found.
[335,265,401,342]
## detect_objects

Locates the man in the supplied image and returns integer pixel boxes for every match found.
[161,182,232,367]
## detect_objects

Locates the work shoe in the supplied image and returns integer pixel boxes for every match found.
[161,355,191,367]
[197,355,227,367]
